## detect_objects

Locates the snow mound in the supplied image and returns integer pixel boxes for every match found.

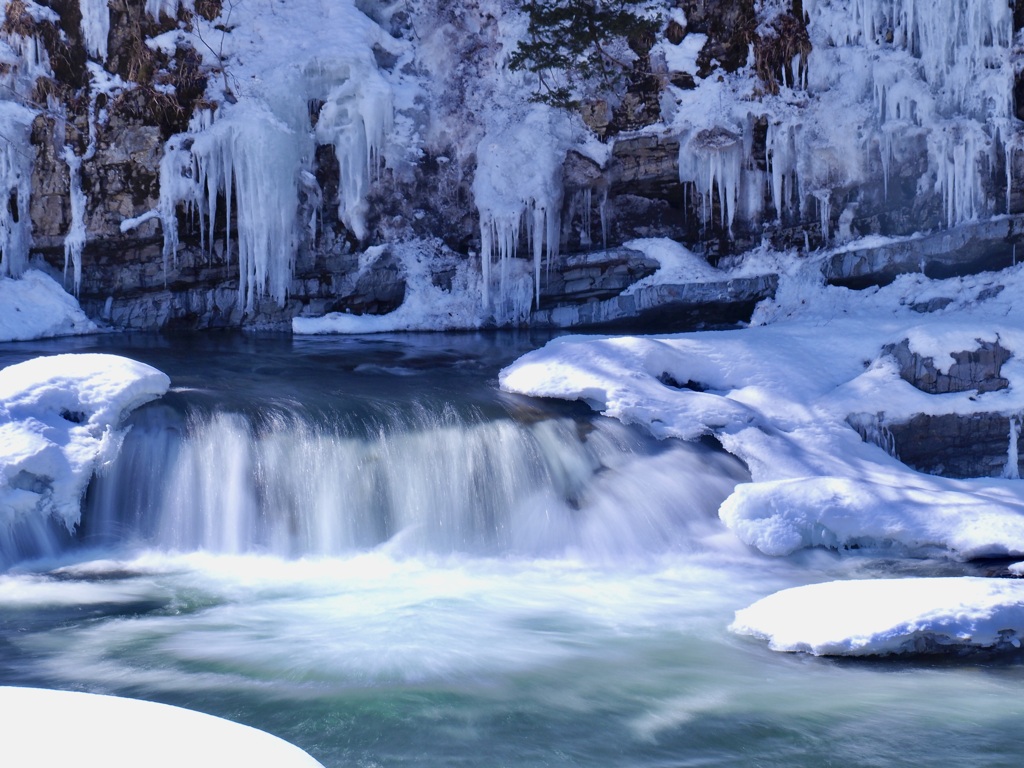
[720,476,1024,559]
[1,686,323,767]
[0,270,98,341]
[0,354,169,537]
[731,577,1024,656]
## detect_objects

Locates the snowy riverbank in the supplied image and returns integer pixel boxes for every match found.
[501,257,1024,655]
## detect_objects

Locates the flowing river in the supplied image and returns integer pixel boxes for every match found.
[0,332,1022,767]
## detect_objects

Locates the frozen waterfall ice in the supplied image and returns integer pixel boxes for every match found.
[124,1,397,310]
[474,107,569,324]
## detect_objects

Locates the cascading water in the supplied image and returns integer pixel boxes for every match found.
[81,394,747,561]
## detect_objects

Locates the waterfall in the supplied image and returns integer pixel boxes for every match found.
[80,399,747,561]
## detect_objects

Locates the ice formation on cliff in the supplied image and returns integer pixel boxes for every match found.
[0,103,35,279]
[137,0,398,310]
[474,107,571,323]
[665,0,1019,239]
[0,1,56,279]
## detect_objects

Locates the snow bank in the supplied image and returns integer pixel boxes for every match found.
[501,258,1024,560]
[0,354,169,536]
[0,270,97,341]
[731,577,1024,656]
[1,687,322,767]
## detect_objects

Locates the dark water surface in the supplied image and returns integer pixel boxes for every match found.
[1,332,1023,767]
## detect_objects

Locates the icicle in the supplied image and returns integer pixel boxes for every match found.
[0,104,36,279]
[62,149,86,294]
[813,190,831,242]
[79,0,110,61]
[880,129,891,200]
[61,83,101,296]
[1005,132,1016,215]
[599,190,609,252]
[1003,415,1021,480]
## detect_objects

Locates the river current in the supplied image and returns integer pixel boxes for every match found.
[1,332,1022,767]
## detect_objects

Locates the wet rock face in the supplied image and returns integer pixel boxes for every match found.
[855,339,1017,479]
[884,338,1011,395]
[324,248,407,316]
[540,248,660,308]
[887,414,1016,479]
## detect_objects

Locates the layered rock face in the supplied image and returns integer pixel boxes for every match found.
[0,0,1022,331]
[853,338,1021,479]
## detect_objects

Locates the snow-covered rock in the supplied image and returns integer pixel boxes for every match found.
[0,354,169,546]
[1,686,323,767]
[731,577,1024,656]
[0,270,98,342]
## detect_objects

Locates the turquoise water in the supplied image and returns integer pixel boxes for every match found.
[0,333,1022,767]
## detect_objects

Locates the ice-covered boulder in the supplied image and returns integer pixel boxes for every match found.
[0,354,170,553]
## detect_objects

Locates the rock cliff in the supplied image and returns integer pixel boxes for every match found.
[0,0,1022,332]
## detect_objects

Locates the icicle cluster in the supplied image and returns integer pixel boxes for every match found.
[806,0,1014,227]
[0,104,36,279]
[678,126,748,236]
[78,0,110,61]
[670,0,1018,241]
[307,59,394,242]
[0,2,59,280]
[135,59,394,311]
[473,107,569,324]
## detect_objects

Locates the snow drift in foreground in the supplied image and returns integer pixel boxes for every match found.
[0,270,97,342]
[730,578,1024,656]
[0,354,169,541]
[2,686,323,767]
[500,255,1024,560]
